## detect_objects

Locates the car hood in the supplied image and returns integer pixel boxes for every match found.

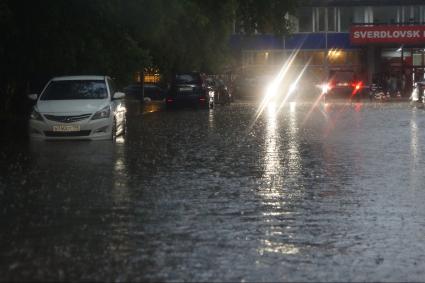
[36,99,109,114]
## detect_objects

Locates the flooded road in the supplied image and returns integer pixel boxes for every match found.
[1,99,425,281]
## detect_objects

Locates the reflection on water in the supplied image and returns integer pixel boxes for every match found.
[208,108,214,129]
[263,103,280,187]
[110,138,132,259]
[410,110,420,188]
[5,102,425,281]
[115,135,126,144]
[22,139,133,277]
[258,102,301,256]
[143,101,163,114]
[287,102,301,179]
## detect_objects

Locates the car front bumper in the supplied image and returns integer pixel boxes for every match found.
[29,116,113,141]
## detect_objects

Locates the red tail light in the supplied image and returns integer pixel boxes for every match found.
[166,98,174,103]
[351,81,363,89]
[351,81,363,95]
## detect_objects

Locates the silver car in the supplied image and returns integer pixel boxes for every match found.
[28,76,127,140]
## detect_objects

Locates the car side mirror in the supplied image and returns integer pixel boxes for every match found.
[113,92,125,100]
[28,94,38,101]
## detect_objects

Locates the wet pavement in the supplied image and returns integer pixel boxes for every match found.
[1,98,425,281]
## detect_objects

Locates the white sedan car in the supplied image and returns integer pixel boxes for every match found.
[28,76,126,140]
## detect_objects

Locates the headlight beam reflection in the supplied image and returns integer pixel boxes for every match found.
[248,49,301,132]
[277,58,311,113]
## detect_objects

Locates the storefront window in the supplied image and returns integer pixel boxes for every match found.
[297,7,313,32]
[294,51,310,66]
[403,6,421,23]
[413,53,423,66]
[422,6,425,22]
[242,51,255,66]
[315,7,326,32]
[373,6,398,24]
[340,7,354,31]
[328,49,346,65]
[306,67,326,84]
[255,52,268,65]
[328,8,336,31]
[346,51,360,66]
[311,51,325,65]
[353,7,366,23]
[270,51,285,65]
[287,50,325,67]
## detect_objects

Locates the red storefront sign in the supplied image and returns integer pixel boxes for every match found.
[350,25,425,45]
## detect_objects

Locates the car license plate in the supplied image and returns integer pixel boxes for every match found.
[179,87,192,92]
[52,125,80,132]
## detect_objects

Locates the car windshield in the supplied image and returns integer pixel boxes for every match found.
[40,80,108,100]
[332,72,354,83]
[144,86,160,93]
[174,74,201,84]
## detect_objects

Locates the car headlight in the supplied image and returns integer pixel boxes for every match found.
[91,106,110,120]
[30,109,43,121]
[289,83,297,94]
[321,83,330,94]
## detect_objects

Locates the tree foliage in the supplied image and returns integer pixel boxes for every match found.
[0,0,296,116]
[235,0,296,35]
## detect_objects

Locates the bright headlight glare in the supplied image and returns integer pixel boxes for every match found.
[30,109,43,121]
[289,83,297,94]
[92,106,110,120]
[321,83,330,94]
[266,82,278,98]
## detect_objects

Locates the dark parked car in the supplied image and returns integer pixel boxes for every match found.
[206,77,232,105]
[166,72,213,109]
[123,84,144,100]
[144,84,165,101]
[124,83,165,101]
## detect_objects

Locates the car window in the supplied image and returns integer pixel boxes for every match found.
[40,80,108,100]
[107,78,117,95]
[174,74,201,84]
[331,72,354,83]
[127,85,141,90]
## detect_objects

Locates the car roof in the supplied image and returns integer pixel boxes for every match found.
[51,75,107,81]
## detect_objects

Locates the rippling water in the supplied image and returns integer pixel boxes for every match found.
[1,100,425,281]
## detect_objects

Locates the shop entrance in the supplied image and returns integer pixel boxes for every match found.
[380,48,425,96]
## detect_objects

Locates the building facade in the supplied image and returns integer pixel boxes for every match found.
[230,0,425,96]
